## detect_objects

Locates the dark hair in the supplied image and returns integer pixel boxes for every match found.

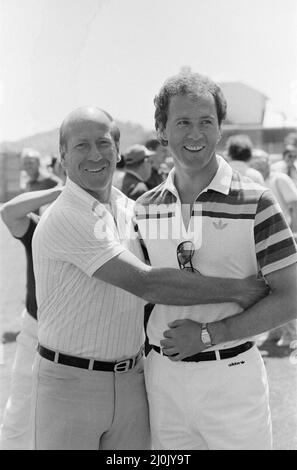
[154,72,227,146]
[116,155,126,169]
[284,132,297,147]
[145,138,161,151]
[283,144,297,158]
[59,108,120,158]
[226,134,253,162]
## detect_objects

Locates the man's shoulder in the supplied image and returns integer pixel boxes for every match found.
[227,170,268,208]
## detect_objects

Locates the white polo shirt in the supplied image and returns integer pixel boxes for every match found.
[32,178,145,360]
[136,155,297,350]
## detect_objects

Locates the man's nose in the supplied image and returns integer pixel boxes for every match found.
[89,143,102,160]
[188,125,202,140]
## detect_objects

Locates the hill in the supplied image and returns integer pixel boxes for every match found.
[0,121,155,157]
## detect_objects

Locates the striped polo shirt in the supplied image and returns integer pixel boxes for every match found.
[32,178,145,360]
[136,155,297,350]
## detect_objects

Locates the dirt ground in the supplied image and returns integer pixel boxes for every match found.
[1,217,297,450]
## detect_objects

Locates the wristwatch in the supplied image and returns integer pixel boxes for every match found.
[201,323,213,348]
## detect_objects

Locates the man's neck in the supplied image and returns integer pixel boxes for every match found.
[174,159,219,205]
[84,186,112,204]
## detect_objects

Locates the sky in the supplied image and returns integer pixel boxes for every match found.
[0,0,297,142]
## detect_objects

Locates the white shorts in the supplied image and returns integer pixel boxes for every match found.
[144,344,272,450]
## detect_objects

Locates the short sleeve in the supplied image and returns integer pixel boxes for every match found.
[40,206,126,277]
[254,190,297,276]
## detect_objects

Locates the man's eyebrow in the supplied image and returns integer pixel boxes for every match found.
[200,114,215,119]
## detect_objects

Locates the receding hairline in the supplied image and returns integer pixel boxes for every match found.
[59,107,119,149]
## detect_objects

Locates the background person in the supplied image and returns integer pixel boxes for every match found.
[145,138,168,188]
[121,144,154,200]
[225,134,265,185]
[0,187,63,450]
[20,148,63,193]
[112,155,126,190]
[271,145,297,187]
[250,149,297,346]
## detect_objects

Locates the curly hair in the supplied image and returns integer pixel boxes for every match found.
[154,72,227,146]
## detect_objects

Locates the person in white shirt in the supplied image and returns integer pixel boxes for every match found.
[226,134,265,185]
[136,72,297,450]
[271,145,297,188]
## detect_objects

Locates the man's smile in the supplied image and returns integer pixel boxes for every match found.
[84,165,107,174]
[183,145,205,153]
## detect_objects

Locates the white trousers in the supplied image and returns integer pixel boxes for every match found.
[0,310,38,450]
[145,345,273,450]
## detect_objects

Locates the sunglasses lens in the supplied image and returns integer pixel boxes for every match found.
[177,241,195,267]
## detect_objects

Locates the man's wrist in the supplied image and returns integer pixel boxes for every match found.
[207,320,227,346]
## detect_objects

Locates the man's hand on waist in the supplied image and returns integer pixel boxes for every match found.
[160,319,206,361]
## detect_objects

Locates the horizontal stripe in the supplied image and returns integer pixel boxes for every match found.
[254,213,287,244]
[253,202,282,226]
[255,228,295,254]
[261,253,297,276]
[135,211,175,220]
[202,210,255,220]
[257,238,297,267]
[201,201,257,215]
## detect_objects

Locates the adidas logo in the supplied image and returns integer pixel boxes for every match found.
[213,220,228,230]
[228,361,245,367]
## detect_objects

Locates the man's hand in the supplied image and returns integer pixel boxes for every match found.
[160,319,205,361]
[237,276,270,310]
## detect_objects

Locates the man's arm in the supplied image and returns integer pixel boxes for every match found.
[0,187,63,238]
[94,250,267,308]
[160,263,297,359]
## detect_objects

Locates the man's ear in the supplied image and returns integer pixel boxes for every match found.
[59,147,67,169]
[116,151,121,163]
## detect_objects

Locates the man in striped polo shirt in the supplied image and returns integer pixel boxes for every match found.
[31,106,268,450]
[136,72,297,450]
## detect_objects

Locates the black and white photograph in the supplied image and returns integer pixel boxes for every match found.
[0,0,297,453]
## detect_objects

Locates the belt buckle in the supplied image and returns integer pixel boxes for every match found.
[114,358,134,373]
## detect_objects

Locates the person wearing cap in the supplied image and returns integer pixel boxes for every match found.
[145,138,168,188]
[121,144,154,200]
[135,71,297,450]
[31,106,267,450]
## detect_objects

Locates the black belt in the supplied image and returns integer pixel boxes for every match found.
[37,344,142,373]
[150,341,254,362]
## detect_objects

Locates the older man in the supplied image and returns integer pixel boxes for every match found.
[136,72,297,450]
[31,106,267,450]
